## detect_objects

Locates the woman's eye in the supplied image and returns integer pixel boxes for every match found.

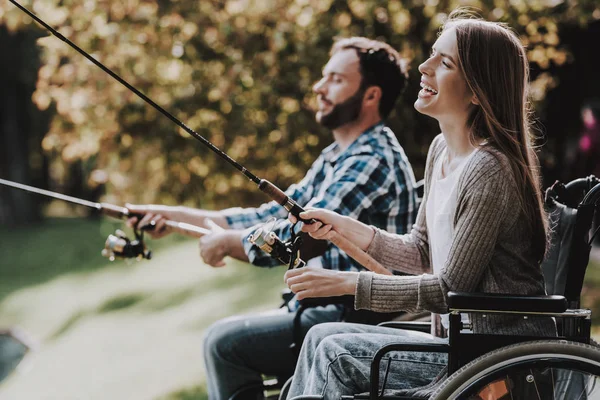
[442,61,451,68]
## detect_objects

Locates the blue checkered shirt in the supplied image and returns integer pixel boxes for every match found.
[225,122,417,271]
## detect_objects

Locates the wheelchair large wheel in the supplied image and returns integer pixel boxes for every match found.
[431,340,600,400]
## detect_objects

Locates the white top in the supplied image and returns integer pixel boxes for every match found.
[426,147,478,329]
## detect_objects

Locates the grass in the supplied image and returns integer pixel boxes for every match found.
[0,217,286,400]
[0,218,191,302]
[0,218,599,399]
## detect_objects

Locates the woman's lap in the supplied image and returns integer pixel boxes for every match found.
[287,322,448,399]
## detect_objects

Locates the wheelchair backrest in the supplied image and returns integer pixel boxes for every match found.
[541,175,600,306]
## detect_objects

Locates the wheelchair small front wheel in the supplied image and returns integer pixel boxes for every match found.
[431,340,600,400]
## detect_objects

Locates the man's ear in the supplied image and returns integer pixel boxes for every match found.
[364,86,382,103]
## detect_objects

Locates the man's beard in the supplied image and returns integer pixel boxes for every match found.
[318,86,366,130]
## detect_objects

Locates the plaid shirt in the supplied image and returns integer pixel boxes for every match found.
[225,122,417,271]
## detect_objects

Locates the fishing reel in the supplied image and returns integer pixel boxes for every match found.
[101,228,152,261]
[248,218,306,269]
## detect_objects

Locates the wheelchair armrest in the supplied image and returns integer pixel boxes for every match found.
[377,321,432,333]
[297,295,355,308]
[447,291,568,313]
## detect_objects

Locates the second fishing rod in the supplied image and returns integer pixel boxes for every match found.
[9,0,392,276]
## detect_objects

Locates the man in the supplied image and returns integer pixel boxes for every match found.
[127,37,417,400]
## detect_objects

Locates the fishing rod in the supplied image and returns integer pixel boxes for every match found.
[0,177,207,260]
[0,177,305,267]
[7,0,392,276]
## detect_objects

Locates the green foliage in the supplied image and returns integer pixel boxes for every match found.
[1,0,599,207]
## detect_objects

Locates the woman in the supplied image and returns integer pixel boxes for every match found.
[284,10,556,399]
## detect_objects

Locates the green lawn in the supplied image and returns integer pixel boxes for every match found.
[0,218,599,399]
[0,218,286,400]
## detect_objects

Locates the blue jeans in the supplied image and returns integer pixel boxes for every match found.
[287,322,448,400]
[203,305,344,400]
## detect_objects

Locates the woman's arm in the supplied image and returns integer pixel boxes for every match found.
[356,150,514,314]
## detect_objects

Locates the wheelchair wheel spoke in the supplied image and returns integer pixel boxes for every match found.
[530,368,542,400]
[551,368,555,400]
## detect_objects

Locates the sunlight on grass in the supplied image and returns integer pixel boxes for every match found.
[156,384,208,400]
[0,217,285,400]
[97,293,149,313]
[49,310,87,340]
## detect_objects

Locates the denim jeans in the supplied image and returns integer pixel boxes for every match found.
[287,322,448,400]
[203,304,344,400]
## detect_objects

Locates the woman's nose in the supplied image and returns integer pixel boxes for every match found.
[418,59,431,75]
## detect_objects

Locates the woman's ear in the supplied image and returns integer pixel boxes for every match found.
[471,94,480,106]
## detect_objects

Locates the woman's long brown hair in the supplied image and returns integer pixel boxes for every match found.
[444,10,548,261]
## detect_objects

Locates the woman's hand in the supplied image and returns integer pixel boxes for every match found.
[290,209,376,252]
[284,267,359,300]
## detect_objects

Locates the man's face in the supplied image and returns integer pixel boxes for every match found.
[313,49,365,130]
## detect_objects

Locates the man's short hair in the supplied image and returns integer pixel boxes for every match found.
[331,37,408,119]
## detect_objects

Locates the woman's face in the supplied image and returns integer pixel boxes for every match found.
[414,27,475,125]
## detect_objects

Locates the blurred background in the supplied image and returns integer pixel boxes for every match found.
[0,0,599,399]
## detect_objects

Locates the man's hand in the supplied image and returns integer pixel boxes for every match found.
[283,267,358,300]
[199,219,248,267]
[125,204,180,239]
[125,205,230,240]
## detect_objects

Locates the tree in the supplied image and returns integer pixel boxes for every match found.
[0,0,599,216]
[0,25,49,225]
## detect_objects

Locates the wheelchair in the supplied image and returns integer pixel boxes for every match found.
[285,175,600,400]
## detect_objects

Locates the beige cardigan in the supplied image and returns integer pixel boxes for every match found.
[355,134,555,337]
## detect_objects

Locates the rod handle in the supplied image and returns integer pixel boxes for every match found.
[258,179,313,223]
[328,231,392,276]
[164,221,211,238]
[258,179,291,209]
[100,203,130,219]
[101,203,210,238]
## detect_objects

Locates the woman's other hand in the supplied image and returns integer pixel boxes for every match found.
[284,267,358,300]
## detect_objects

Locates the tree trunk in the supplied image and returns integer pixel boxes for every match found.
[0,26,48,226]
